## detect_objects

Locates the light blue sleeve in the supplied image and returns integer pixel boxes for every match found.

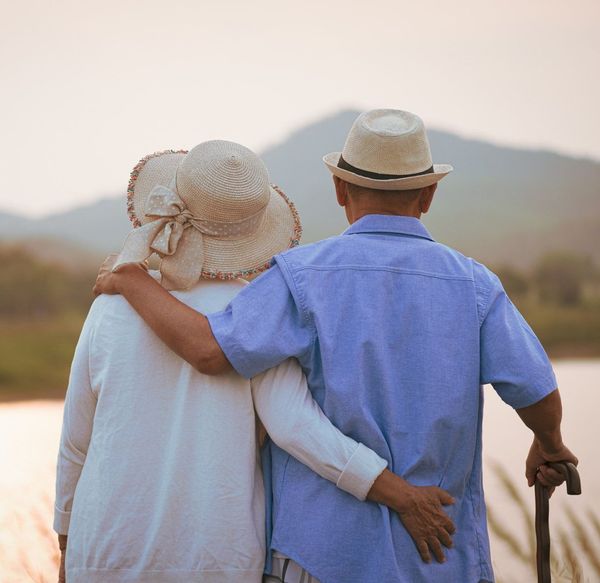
[207,259,314,379]
[478,266,557,409]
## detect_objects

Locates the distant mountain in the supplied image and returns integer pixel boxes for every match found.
[262,110,600,266]
[0,197,131,256]
[3,237,105,272]
[1,110,599,268]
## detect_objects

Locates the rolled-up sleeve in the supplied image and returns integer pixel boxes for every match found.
[54,312,98,535]
[207,258,314,379]
[252,359,387,501]
[478,269,557,409]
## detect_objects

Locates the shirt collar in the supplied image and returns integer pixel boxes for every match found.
[343,214,435,242]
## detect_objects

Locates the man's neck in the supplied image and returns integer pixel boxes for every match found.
[349,208,422,224]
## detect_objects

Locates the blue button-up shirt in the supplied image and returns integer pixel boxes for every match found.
[208,215,556,583]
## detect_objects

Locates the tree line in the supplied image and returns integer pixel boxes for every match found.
[495,252,598,307]
[0,245,96,318]
[0,244,597,319]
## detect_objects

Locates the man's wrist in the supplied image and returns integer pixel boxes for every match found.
[113,263,148,293]
[535,430,563,454]
[367,469,411,512]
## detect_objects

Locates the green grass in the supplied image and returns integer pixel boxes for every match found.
[0,313,85,400]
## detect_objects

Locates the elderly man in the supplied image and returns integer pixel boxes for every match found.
[95,109,577,583]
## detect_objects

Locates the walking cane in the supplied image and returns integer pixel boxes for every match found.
[535,462,581,583]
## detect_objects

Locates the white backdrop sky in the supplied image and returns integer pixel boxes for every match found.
[1,0,599,216]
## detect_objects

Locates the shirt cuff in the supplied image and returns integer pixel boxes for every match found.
[336,443,388,501]
[53,506,71,535]
[206,311,255,379]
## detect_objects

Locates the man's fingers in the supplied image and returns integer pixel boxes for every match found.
[538,465,565,486]
[438,527,453,548]
[93,279,103,297]
[101,253,119,270]
[397,486,457,565]
[442,515,456,534]
[526,466,537,487]
[435,488,455,506]
[416,540,431,563]
[427,536,446,563]
[535,470,554,488]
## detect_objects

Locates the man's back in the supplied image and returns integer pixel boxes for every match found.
[210,214,556,582]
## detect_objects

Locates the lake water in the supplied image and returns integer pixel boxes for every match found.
[0,360,598,582]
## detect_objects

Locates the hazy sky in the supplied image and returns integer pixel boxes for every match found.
[1,0,599,217]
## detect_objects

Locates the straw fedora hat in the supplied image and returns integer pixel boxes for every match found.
[323,109,453,190]
[114,140,301,289]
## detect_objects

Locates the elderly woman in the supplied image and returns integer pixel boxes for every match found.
[54,141,411,583]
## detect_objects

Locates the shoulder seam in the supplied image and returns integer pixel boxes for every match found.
[293,264,474,282]
[275,255,315,330]
[275,256,318,355]
[477,278,496,327]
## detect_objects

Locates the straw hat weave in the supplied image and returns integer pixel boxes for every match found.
[114,140,301,289]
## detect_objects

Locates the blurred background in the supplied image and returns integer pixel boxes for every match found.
[0,1,598,581]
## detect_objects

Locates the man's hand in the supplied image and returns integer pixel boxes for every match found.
[93,255,146,297]
[91,254,231,374]
[394,483,456,564]
[367,469,455,564]
[525,437,579,495]
[516,390,578,496]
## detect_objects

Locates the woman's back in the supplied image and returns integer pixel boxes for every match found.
[58,278,266,583]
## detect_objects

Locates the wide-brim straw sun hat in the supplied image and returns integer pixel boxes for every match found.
[113,140,301,290]
[323,109,453,190]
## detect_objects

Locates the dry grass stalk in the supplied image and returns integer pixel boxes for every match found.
[564,507,600,577]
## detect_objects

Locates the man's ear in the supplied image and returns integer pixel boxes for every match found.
[333,176,349,207]
[419,183,437,214]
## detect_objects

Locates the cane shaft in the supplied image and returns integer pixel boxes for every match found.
[534,461,581,583]
[535,482,551,583]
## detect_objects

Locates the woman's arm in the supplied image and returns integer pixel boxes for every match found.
[251,358,387,500]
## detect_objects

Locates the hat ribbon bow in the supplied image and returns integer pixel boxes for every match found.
[112,184,207,290]
[113,184,266,290]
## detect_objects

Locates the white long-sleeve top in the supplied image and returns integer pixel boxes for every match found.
[54,278,387,583]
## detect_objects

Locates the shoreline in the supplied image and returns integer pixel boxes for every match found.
[2,355,598,404]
